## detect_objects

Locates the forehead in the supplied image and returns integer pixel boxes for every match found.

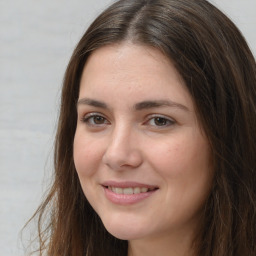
[79,43,193,110]
[83,42,182,81]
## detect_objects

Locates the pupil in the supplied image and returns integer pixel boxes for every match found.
[94,116,104,124]
[155,117,166,126]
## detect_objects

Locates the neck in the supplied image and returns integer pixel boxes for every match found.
[127,228,197,256]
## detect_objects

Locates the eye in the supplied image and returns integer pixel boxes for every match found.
[146,115,175,127]
[81,113,109,126]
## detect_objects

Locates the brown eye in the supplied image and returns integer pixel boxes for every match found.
[93,116,106,124]
[82,113,109,126]
[154,117,169,126]
[146,115,175,128]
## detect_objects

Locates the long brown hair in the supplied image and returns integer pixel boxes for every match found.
[26,0,256,255]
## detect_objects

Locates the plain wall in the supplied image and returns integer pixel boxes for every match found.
[0,0,255,255]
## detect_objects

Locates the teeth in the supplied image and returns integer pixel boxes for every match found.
[123,188,133,194]
[108,186,152,194]
[134,187,141,194]
[141,187,148,193]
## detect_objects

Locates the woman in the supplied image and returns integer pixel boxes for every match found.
[28,0,256,255]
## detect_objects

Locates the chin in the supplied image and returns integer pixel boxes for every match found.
[107,228,144,241]
[103,219,148,241]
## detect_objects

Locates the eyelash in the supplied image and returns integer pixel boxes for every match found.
[80,113,175,128]
[144,114,175,128]
[81,113,109,127]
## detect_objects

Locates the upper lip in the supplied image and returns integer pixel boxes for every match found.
[102,181,159,189]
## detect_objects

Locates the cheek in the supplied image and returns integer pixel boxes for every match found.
[146,131,213,199]
[145,136,188,176]
[73,132,103,178]
[148,134,213,220]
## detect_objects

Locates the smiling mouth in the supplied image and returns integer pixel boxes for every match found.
[106,186,158,194]
[102,183,159,204]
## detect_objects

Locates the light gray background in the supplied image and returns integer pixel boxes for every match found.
[0,0,255,255]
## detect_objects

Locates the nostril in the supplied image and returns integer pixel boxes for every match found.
[102,147,143,171]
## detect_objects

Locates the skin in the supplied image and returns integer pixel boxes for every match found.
[73,43,213,256]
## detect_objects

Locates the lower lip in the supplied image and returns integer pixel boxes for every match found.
[103,187,157,205]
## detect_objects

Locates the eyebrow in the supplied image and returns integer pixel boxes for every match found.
[134,100,189,111]
[77,98,189,112]
[77,98,108,108]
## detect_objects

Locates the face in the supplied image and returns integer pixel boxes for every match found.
[73,43,213,242]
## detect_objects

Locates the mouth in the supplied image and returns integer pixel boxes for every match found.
[106,186,157,194]
[102,181,159,205]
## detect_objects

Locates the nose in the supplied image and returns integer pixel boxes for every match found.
[102,125,143,171]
